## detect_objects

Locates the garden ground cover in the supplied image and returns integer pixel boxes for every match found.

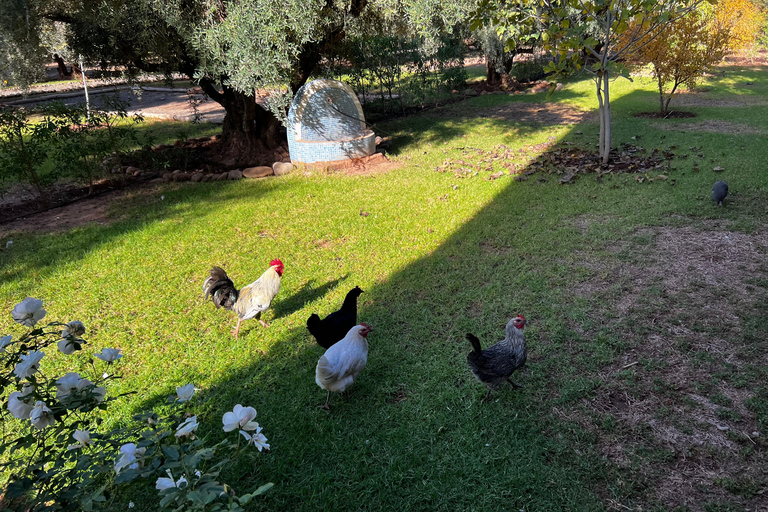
[1,62,767,511]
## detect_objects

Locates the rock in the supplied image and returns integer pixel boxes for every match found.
[465,88,479,97]
[171,169,181,175]
[201,174,212,182]
[273,162,294,176]
[228,169,244,180]
[480,90,488,95]
[126,166,139,175]
[242,166,274,178]
[163,172,173,181]
[172,172,191,182]
[191,172,204,182]
[150,178,164,183]
[216,172,228,181]
[133,171,142,177]
[556,82,564,91]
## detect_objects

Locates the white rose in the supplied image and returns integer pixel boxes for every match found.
[222,404,258,432]
[29,401,55,430]
[11,298,46,328]
[175,416,199,438]
[176,383,195,402]
[7,391,34,419]
[94,348,122,363]
[115,443,145,474]
[13,351,44,380]
[55,372,82,400]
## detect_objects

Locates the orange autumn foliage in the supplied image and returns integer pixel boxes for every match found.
[712,0,764,50]
[626,0,764,113]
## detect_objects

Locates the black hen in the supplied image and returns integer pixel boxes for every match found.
[466,315,527,401]
[307,286,364,349]
[203,266,238,310]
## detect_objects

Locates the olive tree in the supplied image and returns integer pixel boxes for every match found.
[1,0,471,165]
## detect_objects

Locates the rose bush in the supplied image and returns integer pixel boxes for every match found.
[1,298,272,511]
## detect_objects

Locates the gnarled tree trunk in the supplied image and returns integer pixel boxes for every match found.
[197,79,282,167]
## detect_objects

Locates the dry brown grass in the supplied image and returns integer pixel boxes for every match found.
[650,119,766,135]
[563,219,768,511]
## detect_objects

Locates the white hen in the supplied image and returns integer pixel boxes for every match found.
[315,323,372,410]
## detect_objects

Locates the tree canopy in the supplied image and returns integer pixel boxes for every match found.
[474,0,707,163]
[1,0,471,164]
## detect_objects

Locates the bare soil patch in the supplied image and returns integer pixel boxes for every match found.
[478,102,592,125]
[565,221,768,511]
[0,186,134,235]
[634,110,697,119]
[650,119,765,135]
[670,94,768,108]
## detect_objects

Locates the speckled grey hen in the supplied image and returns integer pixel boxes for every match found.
[465,315,527,401]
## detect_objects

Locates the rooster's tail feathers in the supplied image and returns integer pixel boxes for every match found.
[466,333,483,355]
[203,266,238,310]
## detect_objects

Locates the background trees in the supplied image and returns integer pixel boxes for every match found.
[1,0,471,165]
[624,0,764,115]
[475,0,707,163]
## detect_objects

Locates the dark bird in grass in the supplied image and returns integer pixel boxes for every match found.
[712,180,728,206]
[466,315,527,402]
[307,286,364,349]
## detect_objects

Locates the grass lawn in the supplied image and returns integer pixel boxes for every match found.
[1,63,767,511]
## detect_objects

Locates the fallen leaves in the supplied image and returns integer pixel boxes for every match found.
[434,140,676,185]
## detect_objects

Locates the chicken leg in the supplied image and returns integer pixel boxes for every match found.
[507,378,524,389]
[231,318,242,339]
[319,391,331,410]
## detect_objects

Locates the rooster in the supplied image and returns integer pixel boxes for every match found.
[465,315,527,401]
[307,286,364,349]
[202,259,284,338]
[315,323,372,410]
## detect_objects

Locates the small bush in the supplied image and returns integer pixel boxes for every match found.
[0,96,144,194]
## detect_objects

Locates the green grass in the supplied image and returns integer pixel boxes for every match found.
[1,63,768,511]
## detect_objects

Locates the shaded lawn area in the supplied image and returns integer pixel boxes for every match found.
[1,64,767,511]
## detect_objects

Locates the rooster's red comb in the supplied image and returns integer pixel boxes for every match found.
[270,259,283,268]
[516,314,525,321]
